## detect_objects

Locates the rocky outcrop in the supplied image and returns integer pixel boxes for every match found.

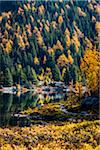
[81,97,99,112]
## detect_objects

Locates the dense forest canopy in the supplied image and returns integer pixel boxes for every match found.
[0,0,99,95]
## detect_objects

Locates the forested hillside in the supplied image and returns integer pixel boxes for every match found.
[0,0,99,94]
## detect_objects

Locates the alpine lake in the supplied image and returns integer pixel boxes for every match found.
[0,84,99,127]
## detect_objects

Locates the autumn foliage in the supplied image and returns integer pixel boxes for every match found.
[80,49,100,94]
[0,0,99,94]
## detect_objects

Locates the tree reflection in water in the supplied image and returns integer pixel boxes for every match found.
[0,91,65,127]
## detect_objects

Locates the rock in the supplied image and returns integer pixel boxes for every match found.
[81,97,99,110]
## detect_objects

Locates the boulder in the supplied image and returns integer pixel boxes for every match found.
[81,96,99,110]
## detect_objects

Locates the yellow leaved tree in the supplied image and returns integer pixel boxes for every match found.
[68,50,74,64]
[95,22,100,35]
[71,32,80,53]
[57,54,69,67]
[68,54,74,64]
[80,49,100,94]
[34,57,39,65]
[4,40,13,53]
[65,28,71,48]
[36,31,43,46]
[38,5,45,14]
[77,7,86,17]
[48,47,54,55]
[53,40,64,51]
[58,15,63,24]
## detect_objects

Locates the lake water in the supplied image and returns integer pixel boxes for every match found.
[0,90,98,127]
[0,91,67,127]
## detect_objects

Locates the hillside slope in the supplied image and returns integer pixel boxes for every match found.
[0,0,99,93]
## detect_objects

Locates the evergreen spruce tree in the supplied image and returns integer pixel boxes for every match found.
[52,64,62,81]
[64,68,71,85]
[4,68,13,86]
[31,68,38,84]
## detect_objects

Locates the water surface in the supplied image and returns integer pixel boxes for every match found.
[0,91,66,127]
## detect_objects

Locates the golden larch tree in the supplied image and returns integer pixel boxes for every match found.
[80,49,100,94]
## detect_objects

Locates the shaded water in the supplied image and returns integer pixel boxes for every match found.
[0,91,66,127]
[0,91,98,127]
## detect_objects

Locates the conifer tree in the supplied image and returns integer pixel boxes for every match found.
[4,68,13,86]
